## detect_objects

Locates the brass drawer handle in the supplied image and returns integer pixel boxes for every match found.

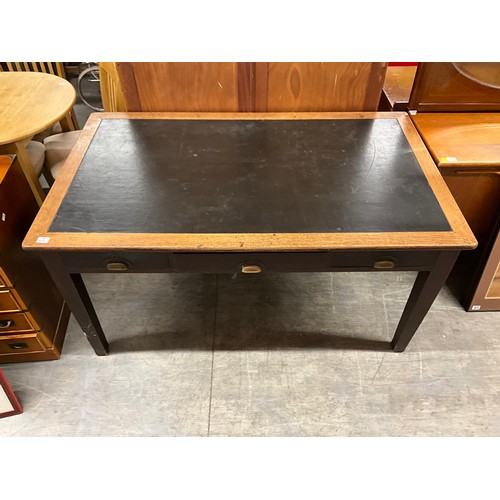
[106,262,129,271]
[241,264,262,274]
[374,260,395,269]
[0,319,13,329]
[8,342,28,350]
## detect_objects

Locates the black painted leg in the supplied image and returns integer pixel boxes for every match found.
[391,251,460,352]
[41,253,109,356]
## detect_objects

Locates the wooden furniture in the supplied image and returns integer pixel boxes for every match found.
[116,62,387,112]
[4,62,66,76]
[379,65,417,111]
[1,62,81,184]
[23,112,475,355]
[0,71,77,205]
[466,215,500,311]
[99,62,126,112]
[410,62,500,112]
[409,62,500,311]
[0,155,70,363]
[2,62,79,131]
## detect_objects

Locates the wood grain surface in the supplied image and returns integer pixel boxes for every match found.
[411,112,500,240]
[0,72,76,144]
[409,62,500,112]
[257,62,386,112]
[116,63,387,113]
[411,113,500,168]
[117,62,240,112]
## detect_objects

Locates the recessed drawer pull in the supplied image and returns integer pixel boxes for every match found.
[106,262,129,271]
[374,260,396,269]
[8,342,28,350]
[241,264,262,274]
[0,319,13,329]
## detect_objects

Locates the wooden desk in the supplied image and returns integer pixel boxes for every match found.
[22,112,476,355]
[0,72,76,205]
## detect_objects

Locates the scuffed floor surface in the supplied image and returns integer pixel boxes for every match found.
[1,271,499,436]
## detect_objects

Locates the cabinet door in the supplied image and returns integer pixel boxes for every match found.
[255,62,386,112]
[117,62,241,112]
[465,219,500,311]
[409,62,500,111]
[116,62,387,113]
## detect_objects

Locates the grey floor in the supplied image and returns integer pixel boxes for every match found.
[1,270,500,436]
[1,82,500,437]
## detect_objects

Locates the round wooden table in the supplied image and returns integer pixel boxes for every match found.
[0,71,77,205]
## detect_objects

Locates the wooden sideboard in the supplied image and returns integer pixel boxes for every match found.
[0,155,69,362]
[464,214,500,311]
[409,63,500,311]
[115,62,387,112]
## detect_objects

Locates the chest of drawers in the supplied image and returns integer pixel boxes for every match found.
[0,155,69,363]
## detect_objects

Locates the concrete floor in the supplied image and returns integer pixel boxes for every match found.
[1,270,500,436]
[2,80,500,437]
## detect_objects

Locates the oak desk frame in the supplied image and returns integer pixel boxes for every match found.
[23,112,476,355]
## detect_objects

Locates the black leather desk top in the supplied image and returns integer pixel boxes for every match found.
[50,119,451,234]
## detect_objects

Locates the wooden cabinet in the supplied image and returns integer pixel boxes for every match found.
[255,62,386,112]
[116,62,387,112]
[379,65,418,111]
[465,217,500,311]
[409,62,500,112]
[409,63,500,311]
[0,155,69,362]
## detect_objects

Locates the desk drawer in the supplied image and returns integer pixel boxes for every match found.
[0,289,26,313]
[0,268,11,288]
[0,333,46,355]
[171,250,439,274]
[172,252,331,273]
[0,312,38,334]
[330,250,440,270]
[59,251,172,272]
[59,250,440,274]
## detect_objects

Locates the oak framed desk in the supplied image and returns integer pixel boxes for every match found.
[22,112,476,355]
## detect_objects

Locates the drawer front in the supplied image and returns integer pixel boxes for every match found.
[0,289,23,313]
[171,252,331,273]
[0,312,38,334]
[59,250,440,274]
[0,333,46,355]
[330,250,440,270]
[0,268,11,288]
[172,251,439,273]
[59,251,172,272]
